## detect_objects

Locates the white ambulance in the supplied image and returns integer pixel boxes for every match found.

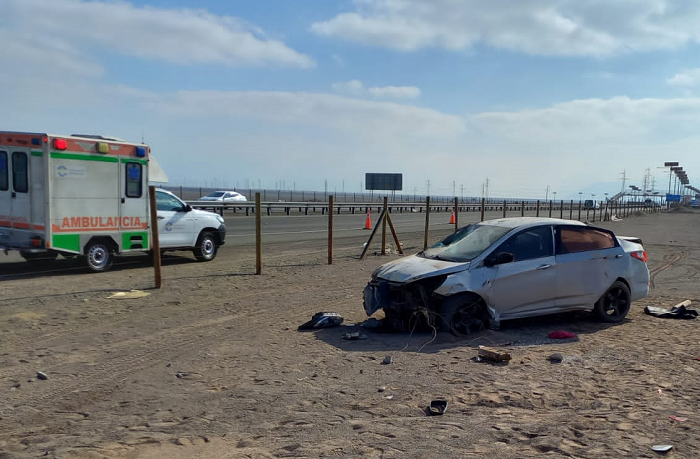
[0,132,226,271]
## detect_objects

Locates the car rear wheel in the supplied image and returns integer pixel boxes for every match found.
[194,232,217,262]
[594,281,631,323]
[439,294,487,336]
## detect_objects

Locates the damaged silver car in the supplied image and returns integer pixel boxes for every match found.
[363,217,650,334]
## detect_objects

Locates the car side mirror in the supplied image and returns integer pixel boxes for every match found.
[484,251,515,267]
[184,204,193,212]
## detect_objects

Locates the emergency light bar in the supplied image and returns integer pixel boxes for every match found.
[53,138,67,150]
[97,142,109,154]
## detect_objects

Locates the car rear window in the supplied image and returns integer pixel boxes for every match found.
[557,227,615,254]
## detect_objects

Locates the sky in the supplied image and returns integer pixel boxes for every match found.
[3,0,700,200]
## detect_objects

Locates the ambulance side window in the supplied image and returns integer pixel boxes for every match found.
[0,151,7,191]
[12,152,28,193]
[125,162,142,198]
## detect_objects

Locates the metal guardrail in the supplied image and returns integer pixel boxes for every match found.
[185,200,657,218]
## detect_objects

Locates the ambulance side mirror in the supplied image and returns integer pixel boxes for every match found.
[184,204,193,212]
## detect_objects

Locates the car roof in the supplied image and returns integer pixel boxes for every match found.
[477,217,587,229]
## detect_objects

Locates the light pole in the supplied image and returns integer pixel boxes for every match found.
[545,185,550,201]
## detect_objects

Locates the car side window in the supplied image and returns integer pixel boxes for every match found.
[156,191,184,212]
[556,226,616,254]
[496,226,553,261]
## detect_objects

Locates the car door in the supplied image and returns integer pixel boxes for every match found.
[156,190,195,247]
[483,225,557,317]
[554,225,624,309]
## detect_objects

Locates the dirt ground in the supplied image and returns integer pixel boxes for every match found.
[1,211,699,459]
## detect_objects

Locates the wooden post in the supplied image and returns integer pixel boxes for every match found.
[521,200,525,217]
[328,195,334,265]
[255,192,262,275]
[480,198,485,222]
[381,197,388,255]
[599,201,604,221]
[578,201,582,221]
[386,213,403,254]
[569,200,573,220]
[548,200,553,217]
[454,197,459,232]
[424,196,431,250]
[560,200,564,219]
[536,200,540,217]
[503,200,507,218]
[148,186,162,289]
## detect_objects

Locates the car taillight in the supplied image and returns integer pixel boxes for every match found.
[631,250,647,262]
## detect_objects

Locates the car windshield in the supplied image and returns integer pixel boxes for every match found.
[206,192,225,198]
[420,224,511,262]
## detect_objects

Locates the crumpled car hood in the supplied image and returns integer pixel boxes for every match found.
[374,255,469,283]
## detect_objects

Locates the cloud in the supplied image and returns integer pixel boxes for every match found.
[332,80,421,99]
[312,0,700,57]
[155,90,456,136]
[3,0,314,68]
[667,68,700,87]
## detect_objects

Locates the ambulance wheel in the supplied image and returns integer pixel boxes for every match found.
[85,240,114,272]
[194,232,217,262]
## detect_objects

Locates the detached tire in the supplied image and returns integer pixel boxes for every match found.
[85,241,113,272]
[594,281,631,323]
[194,232,217,262]
[439,294,487,336]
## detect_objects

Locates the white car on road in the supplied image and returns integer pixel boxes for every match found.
[199,191,247,202]
[363,217,650,334]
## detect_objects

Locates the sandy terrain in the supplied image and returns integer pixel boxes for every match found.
[1,210,699,458]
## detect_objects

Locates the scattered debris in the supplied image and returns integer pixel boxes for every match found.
[385,395,394,400]
[176,372,187,379]
[378,386,386,393]
[427,400,448,416]
[611,215,623,221]
[477,346,512,363]
[381,355,393,365]
[107,290,150,299]
[645,301,698,320]
[342,332,368,340]
[548,330,576,339]
[298,312,344,330]
[548,353,564,363]
[668,415,688,422]
[36,371,48,381]
[652,444,673,453]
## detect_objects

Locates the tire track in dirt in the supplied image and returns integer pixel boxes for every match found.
[0,283,360,436]
[648,252,685,288]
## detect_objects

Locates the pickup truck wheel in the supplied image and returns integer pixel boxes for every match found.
[86,241,113,272]
[594,281,631,323]
[194,232,217,262]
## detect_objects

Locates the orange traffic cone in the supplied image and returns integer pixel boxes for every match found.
[449,208,455,224]
[364,209,372,230]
